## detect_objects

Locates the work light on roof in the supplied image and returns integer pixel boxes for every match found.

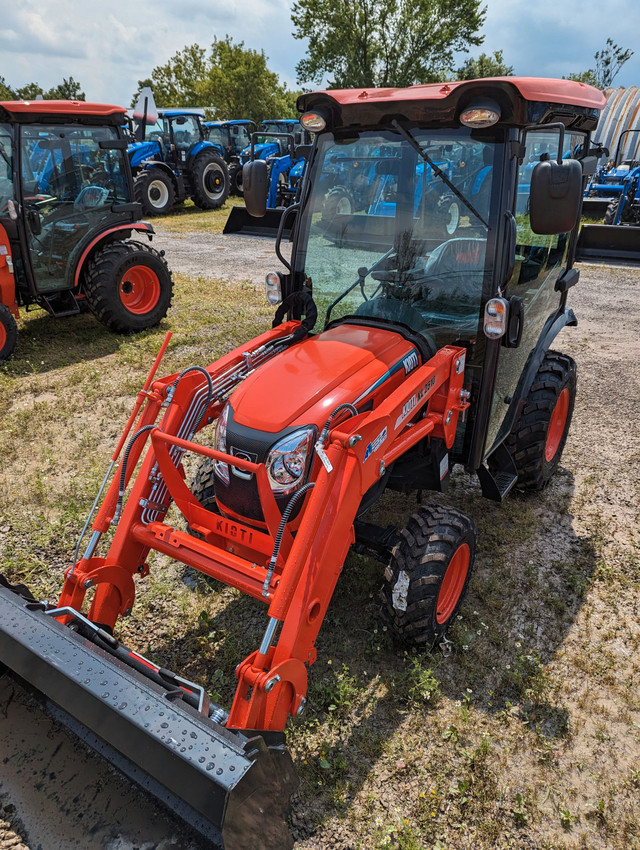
[460,99,501,128]
[300,111,327,132]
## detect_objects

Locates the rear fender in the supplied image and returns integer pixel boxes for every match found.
[508,306,577,432]
[188,140,216,160]
[73,222,155,289]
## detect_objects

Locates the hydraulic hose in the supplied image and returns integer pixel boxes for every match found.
[262,481,315,598]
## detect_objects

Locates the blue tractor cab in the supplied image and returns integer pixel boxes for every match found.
[128,99,230,215]
[203,119,256,195]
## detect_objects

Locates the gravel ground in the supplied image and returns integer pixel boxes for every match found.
[1,224,639,849]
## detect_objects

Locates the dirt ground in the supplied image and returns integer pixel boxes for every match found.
[1,226,639,850]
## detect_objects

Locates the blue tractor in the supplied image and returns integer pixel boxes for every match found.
[203,119,255,195]
[582,129,640,219]
[128,92,229,215]
[223,120,311,235]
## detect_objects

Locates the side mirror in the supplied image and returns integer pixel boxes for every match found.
[529,159,582,235]
[293,132,302,146]
[27,207,42,236]
[295,145,312,161]
[243,160,268,218]
[580,155,598,177]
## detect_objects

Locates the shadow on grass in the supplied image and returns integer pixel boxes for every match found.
[126,463,596,842]
[2,311,173,377]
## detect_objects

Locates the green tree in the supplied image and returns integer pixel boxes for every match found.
[44,76,85,100]
[456,49,513,80]
[142,44,208,107]
[135,37,300,123]
[291,0,486,88]
[0,77,16,100]
[566,38,633,89]
[198,37,300,122]
[15,82,44,100]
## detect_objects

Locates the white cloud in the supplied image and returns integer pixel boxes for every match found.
[1,0,638,106]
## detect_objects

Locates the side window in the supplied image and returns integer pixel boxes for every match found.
[0,125,13,216]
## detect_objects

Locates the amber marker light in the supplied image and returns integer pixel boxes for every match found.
[484,297,509,338]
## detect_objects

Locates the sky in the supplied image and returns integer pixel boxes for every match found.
[1,0,639,107]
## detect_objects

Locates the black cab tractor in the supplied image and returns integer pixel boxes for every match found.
[129,90,230,216]
[0,78,606,847]
[0,99,173,361]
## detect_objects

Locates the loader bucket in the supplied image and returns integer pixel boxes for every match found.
[223,205,288,237]
[0,583,297,850]
[576,224,640,263]
[581,196,611,219]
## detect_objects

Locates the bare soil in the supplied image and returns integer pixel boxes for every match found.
[1,227,639,850]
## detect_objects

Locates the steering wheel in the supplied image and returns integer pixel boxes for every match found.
[371,268,423,302]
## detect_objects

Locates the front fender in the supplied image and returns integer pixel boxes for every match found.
[73,222,155,289]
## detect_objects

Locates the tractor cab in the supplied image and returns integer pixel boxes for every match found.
[246,78,603,492]
[204,119,255,158]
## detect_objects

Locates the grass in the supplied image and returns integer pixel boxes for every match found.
[1,243,640,850]
[148,197,240,233]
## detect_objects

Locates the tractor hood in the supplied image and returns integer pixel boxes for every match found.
[241,141,281,164]
[231,322,421,434]
[217,321,423,523]
[128,140,161,168]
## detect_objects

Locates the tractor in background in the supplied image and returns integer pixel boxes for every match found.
[204,119,256,195]
[582,129,640,218]
[0,99,173,361]
[128,89,230,216]
[223,121,311,235]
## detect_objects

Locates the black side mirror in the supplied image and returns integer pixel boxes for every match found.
[243,160,268,217]
[529,159,582,235]
[295,145,312,161]
[27,207,42,236]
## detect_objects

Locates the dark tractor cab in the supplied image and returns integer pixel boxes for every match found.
[0,100,173,360]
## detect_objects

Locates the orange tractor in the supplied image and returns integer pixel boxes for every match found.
[0,99,173,361]
[0,78,605,847]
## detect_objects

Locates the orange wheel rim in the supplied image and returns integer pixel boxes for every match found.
[0,322,6,350]
[119,265,160,315]
[545,387,570,462]
[436,542,470,625]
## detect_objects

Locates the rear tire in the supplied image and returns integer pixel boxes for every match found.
[229,163,244,196]
[134,168,175,216]
[191,151,230,210]
[322,186,355,223]
[0,305,18,361]
[381,505,477,647]
[604,199,618,225]
[84,241,173,333]
[506,350,577,490]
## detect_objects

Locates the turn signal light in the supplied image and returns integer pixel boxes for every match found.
[265,271,282,305]
[484,297,509,338]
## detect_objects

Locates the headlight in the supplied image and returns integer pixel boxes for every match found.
[266,428,315,495]
[214,402,230,485]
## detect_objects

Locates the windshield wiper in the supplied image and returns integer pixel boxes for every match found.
[391,119,490,229]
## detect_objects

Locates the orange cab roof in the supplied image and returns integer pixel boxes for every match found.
[0,100,126,118]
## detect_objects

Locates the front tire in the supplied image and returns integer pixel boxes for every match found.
[134,168,176,216]
[0,305,18,361]
[322,185,355,223]
[506,350,577,490]
[84,241,173,333]
[191,151,230,210]
[381,505,477,647]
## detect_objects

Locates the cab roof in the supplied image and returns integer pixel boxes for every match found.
[0,100,127,124]
[299,77,607,132]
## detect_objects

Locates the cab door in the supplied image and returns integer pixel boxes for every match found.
[483,127,585,455]
[20,124,130,293]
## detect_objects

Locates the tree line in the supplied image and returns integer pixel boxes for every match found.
[0,1,633,125]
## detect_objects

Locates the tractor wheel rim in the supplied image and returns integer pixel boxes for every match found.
[545,387,570,462]
[119,265,161,314]
[446,202,460,234]
[436,542,470,625]
[203,163,224,199]
[336,197,352,215]
[148,180,169,208]
[0,322,6,351]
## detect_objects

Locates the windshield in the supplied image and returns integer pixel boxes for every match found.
[295,128,500,349]
[0,124,13,217]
